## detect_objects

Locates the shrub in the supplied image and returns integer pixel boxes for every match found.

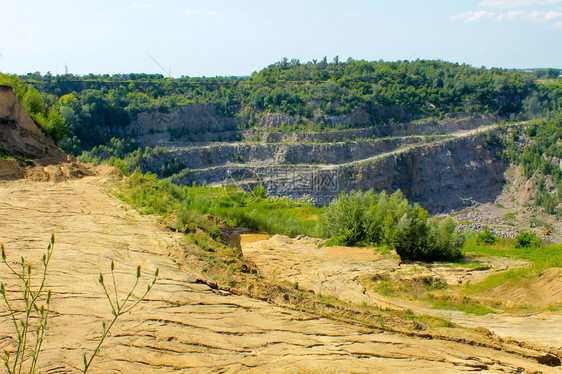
[514,232,542,248]
[476,229,498,245]
[0,148,13,160]
[392,206,429,261]
[426,217,464,261]
[318,189,409,246]
[318,189,464,262]
[322,227,359,247]
[252,185,266,199]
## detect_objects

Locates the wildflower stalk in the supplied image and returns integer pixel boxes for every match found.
[83,263,158,373]
[0,234,55,374]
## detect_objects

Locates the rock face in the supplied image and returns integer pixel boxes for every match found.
[170,133,506,213]
[119,102,495,146]
[338,134,507,212]
[255,114,497,143]
[86,98,504,213]
[0,85,65,160]
[122,103,239,137]
[162,136,422,170]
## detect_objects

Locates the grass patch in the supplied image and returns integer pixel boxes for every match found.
[116,170,323,238]
[530,217,552,229]
[464,267,531,293]
[428,294,496,315]
[504,212,516,220]
[462,243,561,268]
[462,242,562,293]
[416,314,456,328]
[363,274,447,299]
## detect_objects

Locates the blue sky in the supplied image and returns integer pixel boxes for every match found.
[0,0,560,77]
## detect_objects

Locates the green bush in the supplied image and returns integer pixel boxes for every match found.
[0,148,13,160]
[514,232,542,248]
[391,206,430,260]
[476,229,498,245]
[318,189,409,246]
[252,185,266,199]
[323,227,359,247]
[426,217,464,261]
[318,189,464,261]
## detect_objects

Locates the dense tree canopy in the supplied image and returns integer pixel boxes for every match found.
[2,59,560,153]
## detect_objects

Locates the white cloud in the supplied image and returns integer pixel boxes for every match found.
[457,0,562,27]
[185,9,197,15]
[451,11,495,22]
[504,9,562,21]
[478,0,562,9]
[505,10,525,19]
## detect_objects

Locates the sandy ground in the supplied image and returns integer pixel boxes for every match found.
[242,234,562,352]
[0,170,559,373]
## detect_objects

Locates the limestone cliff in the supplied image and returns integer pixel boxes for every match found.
[170,133,506,213]
[0,85,65,160]
[333,134,507,212]
[117,102,496,147]
[123,103,239,138]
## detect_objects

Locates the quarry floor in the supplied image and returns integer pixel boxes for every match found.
[0,166,559,373]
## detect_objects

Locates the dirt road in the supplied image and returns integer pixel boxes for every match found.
[0,169,557,373]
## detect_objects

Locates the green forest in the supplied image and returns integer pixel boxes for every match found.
[1,59,561,155]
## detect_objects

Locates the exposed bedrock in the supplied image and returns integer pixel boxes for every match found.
[0,85,65,160]
[334,134,507,212]
[115,102,497,146]
[163,136,421,169]
[171,133,507,213]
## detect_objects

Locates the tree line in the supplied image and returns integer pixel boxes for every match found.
[2,59,561,152]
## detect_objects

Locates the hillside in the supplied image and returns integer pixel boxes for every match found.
[1,72,561,372]
[6,59,560,152]
[2,62,562,372]
[0,85,65,161]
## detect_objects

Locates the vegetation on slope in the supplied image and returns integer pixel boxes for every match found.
[2,60,560,155]
[115,167,465,262]
[0,74,67,144]
[462,230,561,292]
[116,170,321,238]
[504,113,562,213]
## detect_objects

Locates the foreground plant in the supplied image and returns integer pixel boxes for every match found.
[0,234,54,374]
[0,235,159,373]
[83,261,158,373]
